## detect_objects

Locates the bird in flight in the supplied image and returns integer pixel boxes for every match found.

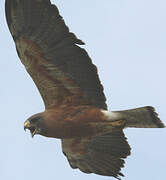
[5,0,165,179]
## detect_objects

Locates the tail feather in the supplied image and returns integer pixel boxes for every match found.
[104,106,165,128]
[118,106,165,128]
[146,106,165,128]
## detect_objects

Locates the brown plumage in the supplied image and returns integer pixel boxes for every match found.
[5,0,165,179]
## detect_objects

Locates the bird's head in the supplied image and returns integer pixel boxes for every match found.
[24,113,45,138]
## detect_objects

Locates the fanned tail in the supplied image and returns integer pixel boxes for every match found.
[111,106,165,128]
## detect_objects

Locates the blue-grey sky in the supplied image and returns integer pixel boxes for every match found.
[0,0,166,180]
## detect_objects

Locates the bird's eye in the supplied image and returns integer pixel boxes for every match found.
[30,118,39,123]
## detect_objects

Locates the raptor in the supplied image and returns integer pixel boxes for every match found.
[5,0,165,179]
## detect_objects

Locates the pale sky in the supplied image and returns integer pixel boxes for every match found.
[0,0,166,180]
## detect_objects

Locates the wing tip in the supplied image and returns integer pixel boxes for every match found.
[5,0,11,27]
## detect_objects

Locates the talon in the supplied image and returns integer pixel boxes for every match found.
[109,120,125,126]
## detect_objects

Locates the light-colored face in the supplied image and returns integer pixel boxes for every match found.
[24,113,44,137]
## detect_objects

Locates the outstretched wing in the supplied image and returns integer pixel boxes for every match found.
[62,130,131,179]
[5,0,107,109]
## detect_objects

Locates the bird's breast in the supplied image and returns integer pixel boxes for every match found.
[43,121,102,139]
[42,106,110,139]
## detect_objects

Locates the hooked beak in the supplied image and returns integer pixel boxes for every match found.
[24,120,37,138]
[24,120,31,130]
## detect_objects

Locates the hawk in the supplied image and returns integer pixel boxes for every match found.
[5,0,165,179]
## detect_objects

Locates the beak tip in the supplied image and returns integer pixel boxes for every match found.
[24,120,30,130]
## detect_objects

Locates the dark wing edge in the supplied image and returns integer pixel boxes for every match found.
[62,130,131,179]
[5,0,107,109]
